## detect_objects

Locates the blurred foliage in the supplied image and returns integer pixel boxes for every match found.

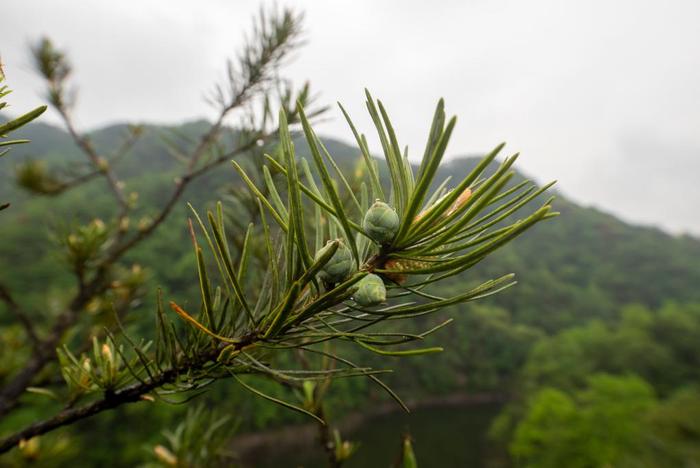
[492,303,700,467]
[2,110,700,464]
[143,405,238,468]
[510,374,657,467]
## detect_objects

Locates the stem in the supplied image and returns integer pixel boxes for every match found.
[0,280,107,417]
[0,283,39,346]
[0,130,268,419]
[0,343,236,454]
[317,405,343,468]
[57,108,129,213]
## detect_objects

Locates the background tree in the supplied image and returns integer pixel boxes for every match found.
[0,6,319,420]
[491,303,700,467]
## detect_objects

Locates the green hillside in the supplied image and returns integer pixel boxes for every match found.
[3,118,698,326]
[2,118,700,465]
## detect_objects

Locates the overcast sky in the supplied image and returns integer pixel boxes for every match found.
[3,0,699,235]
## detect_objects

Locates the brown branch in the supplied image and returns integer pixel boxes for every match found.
[0,341,246,454]
[0,9,315,447]
[0,284,39,347]
[0,365,179,453]
[44,126,143,197]
[49,168,103,195]
[101,129,267,267]
[108,127,143,164]
[0,279,108,417]
[316,405,343,468]
[56,108,129,213]
[0,127,269,419]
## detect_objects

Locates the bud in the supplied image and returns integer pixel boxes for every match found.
[96,157,109,172]
[80,357,92,388]
[15,160,64,195]
[302,380,316,408]
[402,436,418,468]
[101,343,113,364]
[128,191,139,205]
[138,216,152,232]
[414,187,472,224]
[332,429,357,461]
[91,218,106,233]
[86,297,102,314]
[353,157,366,180]
[81,357,92,373]
[382,258,433,284]
[363,201,400,245]
[445,187,472,217]
[129,124,144,137]
[316,240,355,283]
[383,259,407,285]
[18,437,40,460]
[67,234,79,248]
[353,273,386,306]
[153,445,178,466]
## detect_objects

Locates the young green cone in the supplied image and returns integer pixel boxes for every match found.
[363,200,400,245]
[316,240,355,283]
[353,273,386,306]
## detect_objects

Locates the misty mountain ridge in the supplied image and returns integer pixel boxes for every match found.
[2,116,694,240]
[2,118,700,332]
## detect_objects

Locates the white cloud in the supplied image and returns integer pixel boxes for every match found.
[2,0,699,234]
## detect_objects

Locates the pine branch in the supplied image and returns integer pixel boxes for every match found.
[17,126,143,197]
[58,107,130,212]
[0,283,39,347]
[0,278,108,416]
[0,92,556,455]
[0,7,313,421]
[0,348,221,453]
[1,7,557,460]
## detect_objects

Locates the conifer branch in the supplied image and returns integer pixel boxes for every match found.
[0,6,314,420]
[0,91,556,454]
[0,283,39,347]
[0,7,558,462]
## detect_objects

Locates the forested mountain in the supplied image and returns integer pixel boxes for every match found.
[3,118,698,326]
[2,118,699,466]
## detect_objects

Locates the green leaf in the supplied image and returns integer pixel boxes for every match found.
[365,90,407,214]
[395,115,456,245]
[0,105,47,136]
[355,340,444,356]
[263,281,301,338]
[232,161,288,232]
[231,373,326,425]
[408,142,505,238]
[279,110,313,271]
[207,211,254,324]
[298,103,360,265]
[338,102,384,199]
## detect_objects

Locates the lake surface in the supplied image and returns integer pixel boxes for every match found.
[254,403,507,467]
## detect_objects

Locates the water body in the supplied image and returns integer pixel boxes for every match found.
[254,403,506,467]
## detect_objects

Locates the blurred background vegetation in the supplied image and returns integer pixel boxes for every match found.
[1,115,699,466]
